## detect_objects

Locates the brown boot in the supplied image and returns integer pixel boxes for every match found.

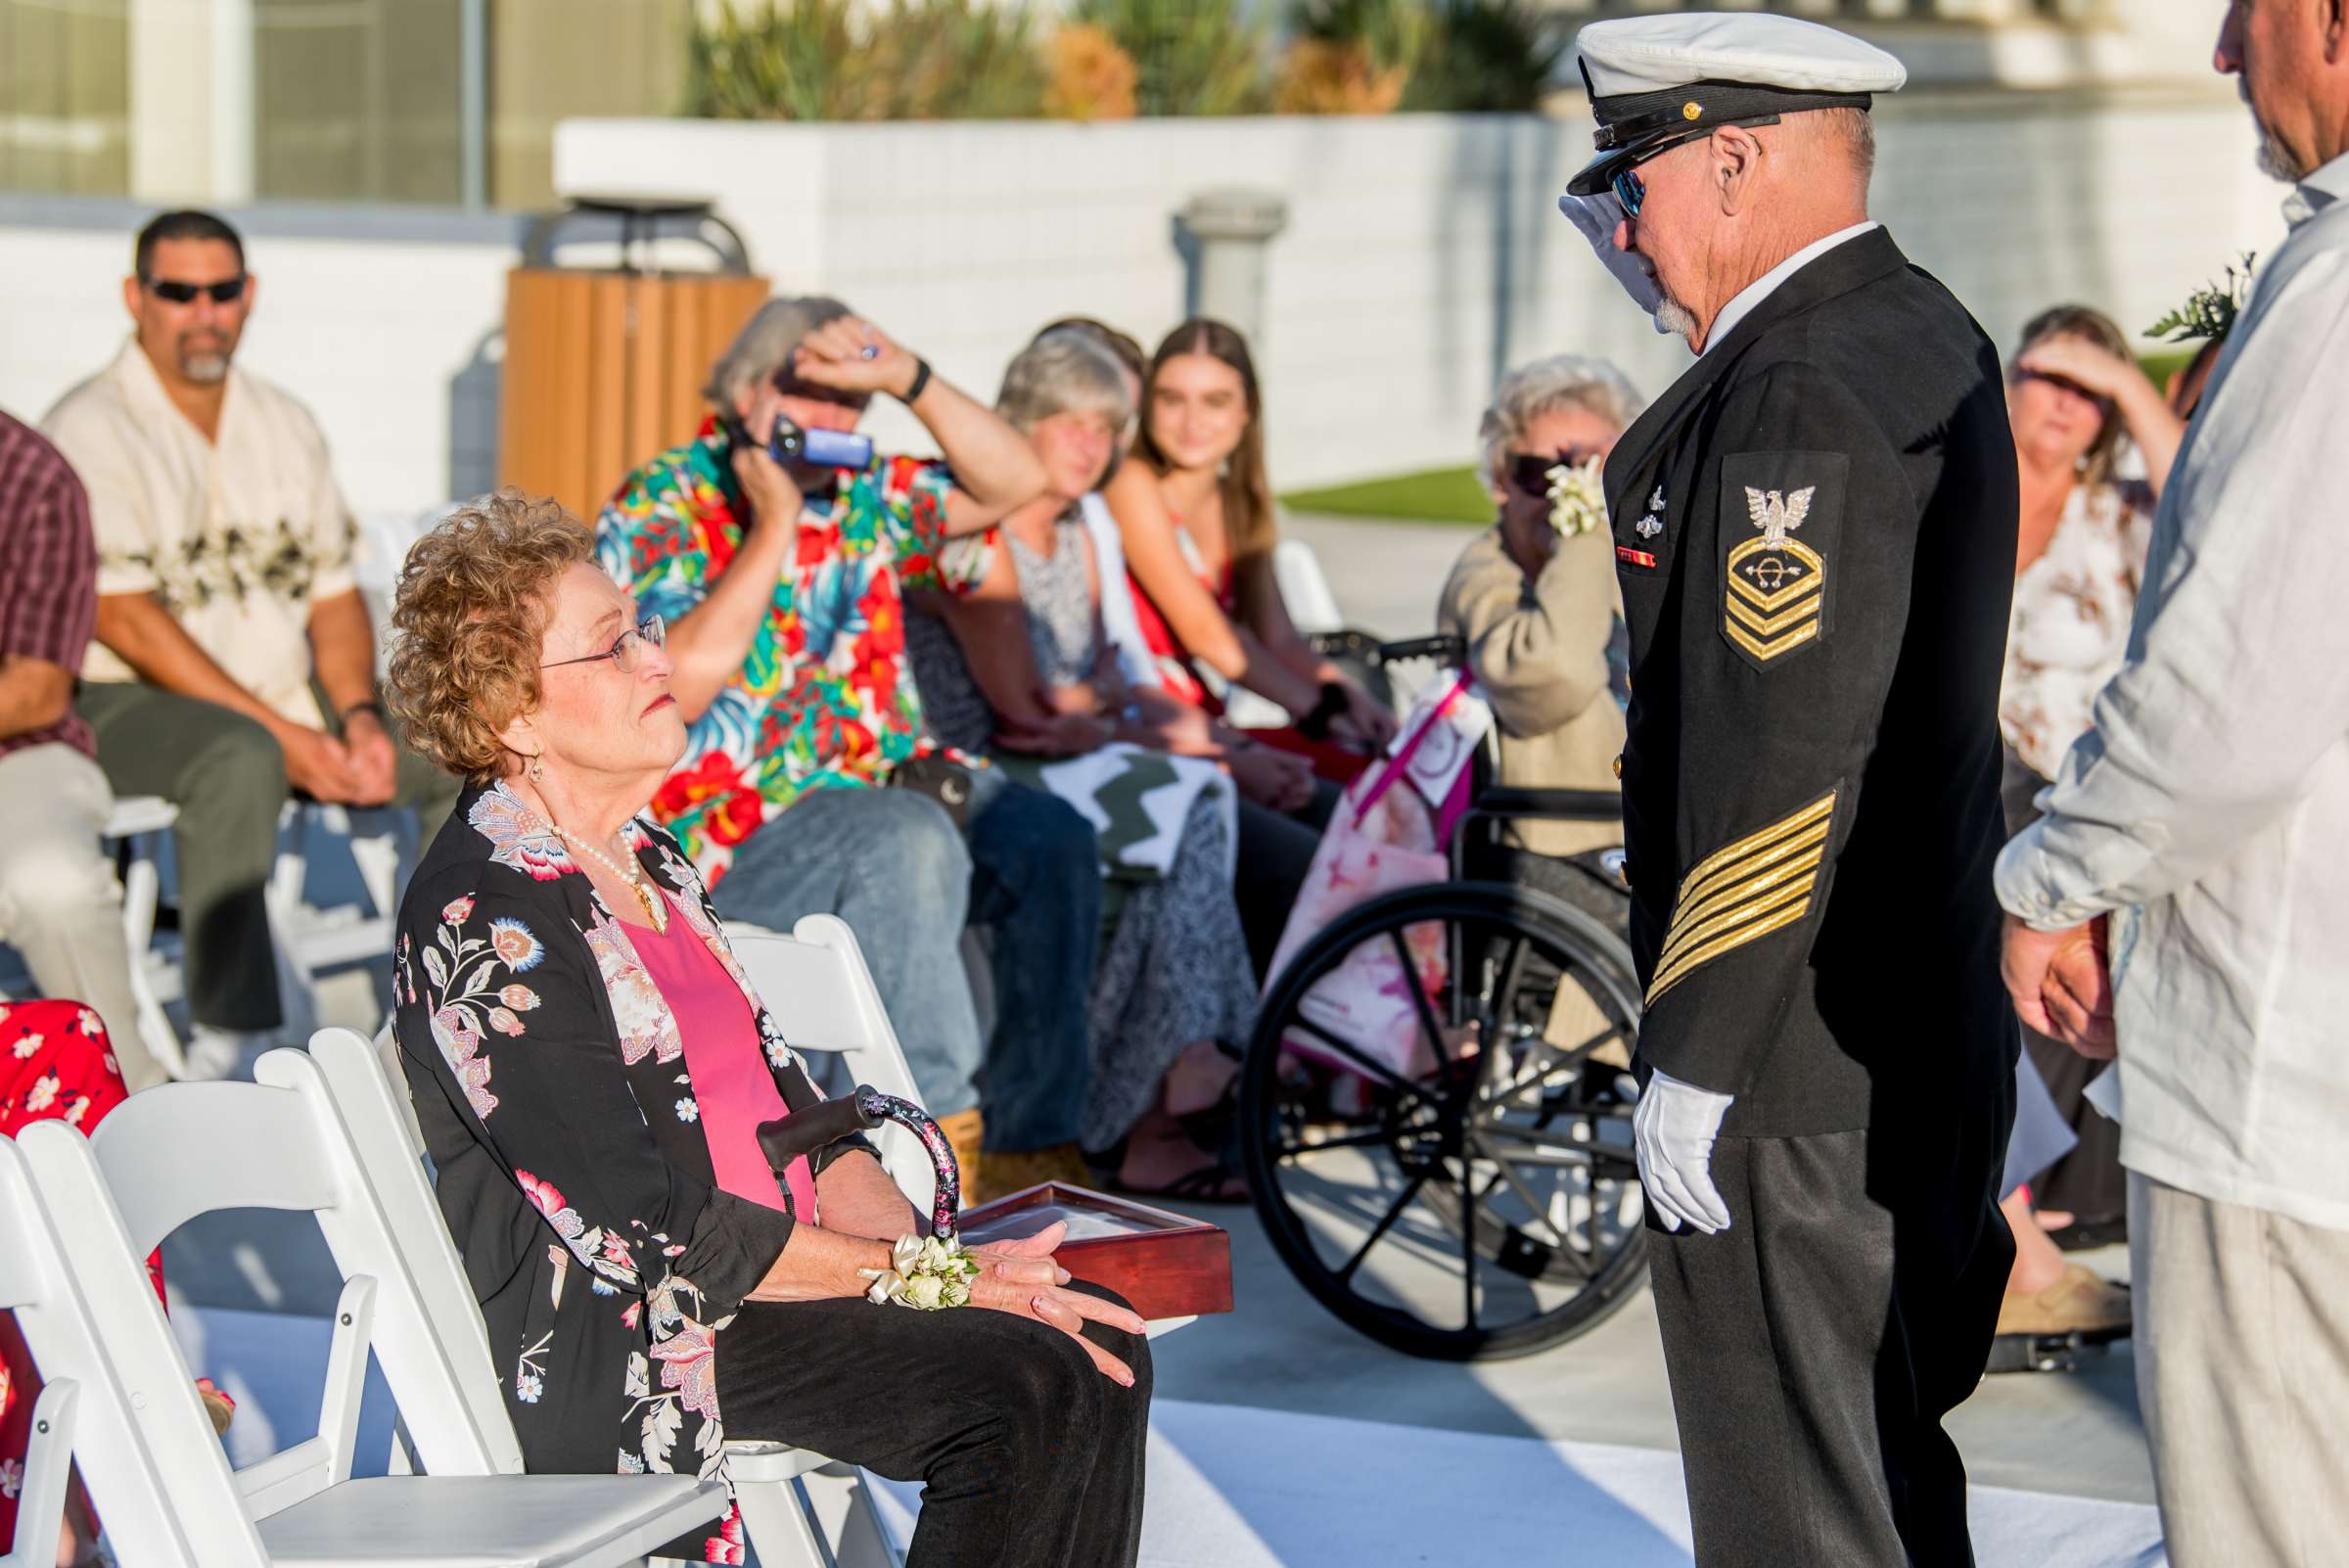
[936,1108,984,1212]
[1997,1263,2133,1338]
[971,1142,1094,1207]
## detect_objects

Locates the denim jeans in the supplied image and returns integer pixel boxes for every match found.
[708,781,1099,1149]
[965,780,1101,1152]
[711,785,985,1121]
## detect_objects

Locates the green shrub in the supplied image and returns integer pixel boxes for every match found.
[1071,0,1270,116]
[687,0,1048,120]
[1404,0,1567,114]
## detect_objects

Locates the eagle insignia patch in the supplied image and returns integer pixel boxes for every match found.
[1719,453,1844,669]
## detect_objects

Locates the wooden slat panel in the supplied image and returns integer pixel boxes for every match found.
[546,272,595,519]
[622,275,668,475]
[582,272,630,519]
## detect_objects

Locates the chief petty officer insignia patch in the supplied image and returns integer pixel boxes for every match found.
[1719,450,1846,670]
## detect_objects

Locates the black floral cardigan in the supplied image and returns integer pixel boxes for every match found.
[392,780,852,1563]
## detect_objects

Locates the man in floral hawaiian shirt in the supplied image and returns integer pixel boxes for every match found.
[597,298,1101,1197]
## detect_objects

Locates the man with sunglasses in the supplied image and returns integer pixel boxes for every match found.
[41,209,458,1080]
[1557,16,2021,1567]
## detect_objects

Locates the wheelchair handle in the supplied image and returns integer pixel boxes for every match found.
[757,1085,962,1238]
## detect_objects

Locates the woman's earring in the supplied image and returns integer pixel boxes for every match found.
[529,753,546,782]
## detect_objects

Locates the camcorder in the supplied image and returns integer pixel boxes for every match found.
[723,412,874,472]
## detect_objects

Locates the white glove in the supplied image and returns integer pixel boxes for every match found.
[1557,191,1675,333]
[1634,1065,1735,1233]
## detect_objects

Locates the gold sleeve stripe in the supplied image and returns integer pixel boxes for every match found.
[1645,790,1837,1005]
[1655,840,1826,972]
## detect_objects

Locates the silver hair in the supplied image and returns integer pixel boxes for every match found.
[703,294,852,406]
[1477,354,1643,486]
[998,329,1134,436]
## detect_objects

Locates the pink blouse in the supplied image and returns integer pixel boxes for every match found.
[631,894,818,1224]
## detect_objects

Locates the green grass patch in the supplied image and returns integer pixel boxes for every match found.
[1282,466,1492,525]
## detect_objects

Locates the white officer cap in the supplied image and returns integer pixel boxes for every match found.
[1566,13,1907,196]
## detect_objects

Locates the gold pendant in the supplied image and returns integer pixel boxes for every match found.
[636,882,668,934]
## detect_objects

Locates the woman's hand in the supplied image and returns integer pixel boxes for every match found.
[994,710,1113,757]
[1326,676,1398,751]
[2015,335,2134,404]
[1228,741,1316,811]
[966,1223,1145,1386]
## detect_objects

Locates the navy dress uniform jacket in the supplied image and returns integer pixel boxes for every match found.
[1603,227,2021,1139]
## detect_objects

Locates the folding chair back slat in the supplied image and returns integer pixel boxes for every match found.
[728,915,931,1213]
[87,1084,339,1255]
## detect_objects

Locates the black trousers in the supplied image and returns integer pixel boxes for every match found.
[707,1283,1151,1567]
[1647,1126,2012,1568]
[1234,779,1341,979]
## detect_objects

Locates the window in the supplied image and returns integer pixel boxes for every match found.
[0,0,132,196]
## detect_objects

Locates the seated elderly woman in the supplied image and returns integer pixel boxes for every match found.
[908,329,1258,1201]
[1435,353,1640,924]
[383,490,1150,1568]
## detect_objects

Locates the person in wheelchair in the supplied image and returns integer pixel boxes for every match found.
[1438,353,1640,934]
[383,492,1151,1567]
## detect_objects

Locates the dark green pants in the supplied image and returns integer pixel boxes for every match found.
[79,682,459,1032]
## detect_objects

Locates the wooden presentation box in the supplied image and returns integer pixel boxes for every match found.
[955,1182,1233,1321]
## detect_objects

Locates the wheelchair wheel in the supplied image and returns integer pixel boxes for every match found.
[1239,881,1648,1360]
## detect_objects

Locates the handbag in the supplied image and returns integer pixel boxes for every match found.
[889,753,976,830]
[1262,673,1493,1082]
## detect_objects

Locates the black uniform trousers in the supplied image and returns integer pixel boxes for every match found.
[1647,1112,2013,1568]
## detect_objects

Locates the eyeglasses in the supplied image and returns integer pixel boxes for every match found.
[1507,450,1602,494]
[143,277,248,305]
[1611,167,1646,219]
[542,615,666,673]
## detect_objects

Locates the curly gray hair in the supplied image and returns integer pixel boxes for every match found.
[1477,354,1643,487]
[703,294,852,407]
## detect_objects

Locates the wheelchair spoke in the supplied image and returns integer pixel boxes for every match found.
[1286,1016,1437,1110]
[1459,1158,1491,1330]
[1466,1129,1575,1257]
[1472,933,1528,1048]
[1486,1020,1626,1105]
[1388,928,1452,1067]
[1336,1170,1431,1284]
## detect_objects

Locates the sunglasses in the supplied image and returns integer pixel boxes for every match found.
[542,615,666,674]
[1507,450,1602,494]
[143,276,247,305]
[1611,167,1647,219]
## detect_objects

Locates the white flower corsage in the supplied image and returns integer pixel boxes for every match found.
[1546,456,1608,538]
[860,1232,981,1310]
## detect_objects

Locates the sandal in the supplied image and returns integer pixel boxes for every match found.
[1104,1158,1249,1206]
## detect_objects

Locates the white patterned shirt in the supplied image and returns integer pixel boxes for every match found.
[1995,153,2349,1230]
[2000,479,2152,782]
[42,341,356,728]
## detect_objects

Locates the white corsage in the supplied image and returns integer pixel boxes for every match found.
[1546,456,1608,538]
[860,1232,981,1310]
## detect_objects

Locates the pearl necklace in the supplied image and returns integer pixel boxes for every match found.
[554,823,668,934]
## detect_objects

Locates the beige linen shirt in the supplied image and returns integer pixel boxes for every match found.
[1436,523,1625,856]
[1996,154,2349,1231]
[41,341,356,728]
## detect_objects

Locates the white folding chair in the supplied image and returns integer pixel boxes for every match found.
[14,1048,728,1567]
[102,794,190,1081]
[0,1138,99,1568]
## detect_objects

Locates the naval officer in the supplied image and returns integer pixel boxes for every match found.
[1559,15,2020,1565]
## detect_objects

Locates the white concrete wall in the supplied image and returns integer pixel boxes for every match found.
[556,89,2283,490]
[0,200,517,523]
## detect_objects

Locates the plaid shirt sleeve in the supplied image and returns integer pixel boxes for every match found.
[0,415,99,672]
